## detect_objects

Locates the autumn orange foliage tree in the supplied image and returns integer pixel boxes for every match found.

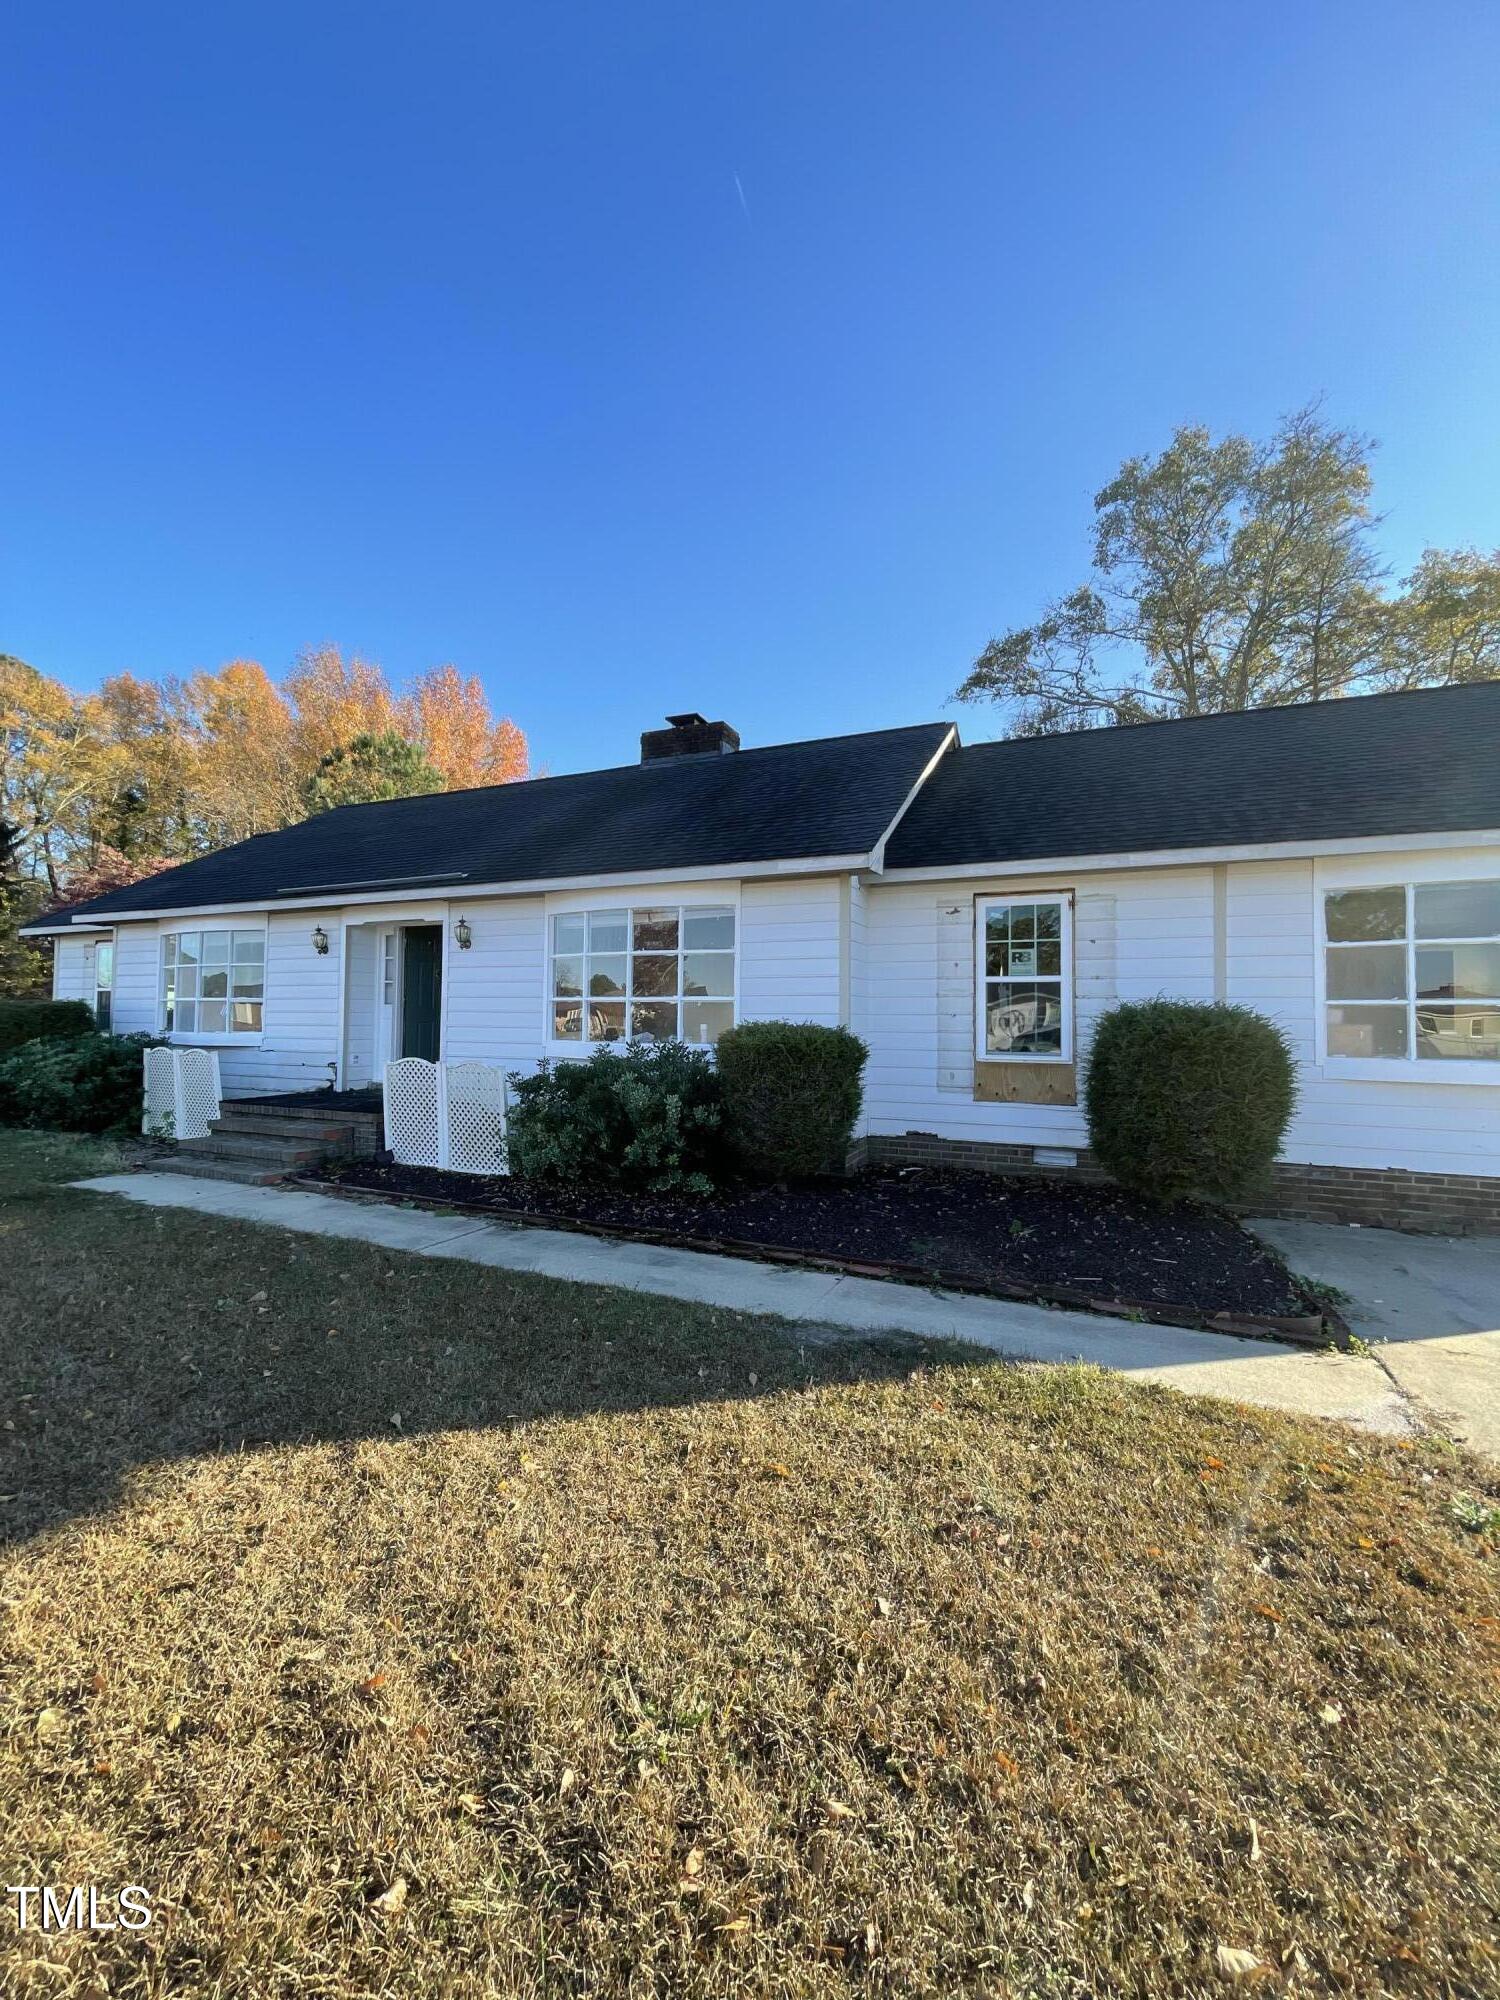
[0,646,528,899]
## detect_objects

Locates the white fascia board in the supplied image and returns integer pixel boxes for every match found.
[866,725,959,874]
[875,826,1500,884]
[18,919,115,937]
[67,851,874,926]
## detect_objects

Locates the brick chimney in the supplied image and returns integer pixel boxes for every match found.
[640,712,741,762]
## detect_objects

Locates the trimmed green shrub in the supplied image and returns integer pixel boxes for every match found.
[1083,1000,1297,1205]
[0,1032,158,1136]
[714,1021,867,1181]
[506,1041,723,1193]
[0,998,95,1054]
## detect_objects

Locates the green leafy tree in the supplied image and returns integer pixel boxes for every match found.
[300,730,444,814]
[956,408,1500,734]
[0,817,48,998]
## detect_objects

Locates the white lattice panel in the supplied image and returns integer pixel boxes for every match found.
[142,1047,177,1136]
[384,1058,441,1167]
[445,1062,507,1174]
[141,1047,222,1140]
[175,1049,222,1139]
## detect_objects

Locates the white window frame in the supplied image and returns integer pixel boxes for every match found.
[1315,855,1500,1086]
[94,938,114,1033]
[545,888,739,1054]
[974,892,1074,1064]
[159,925,267,1045]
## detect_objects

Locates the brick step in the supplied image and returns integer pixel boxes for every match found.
[150,1156,284,1186]
[209,1113,367,1143]
[179,1133,332,1165]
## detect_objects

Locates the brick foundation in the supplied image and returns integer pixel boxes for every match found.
[853,1133,1500,1236]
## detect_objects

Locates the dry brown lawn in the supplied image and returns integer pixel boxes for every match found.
[1,1131,1498,1998]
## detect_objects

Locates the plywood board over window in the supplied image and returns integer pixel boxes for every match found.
[972,1059,1077,1105]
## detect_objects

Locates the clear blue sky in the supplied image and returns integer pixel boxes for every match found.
[4,2,1498,772]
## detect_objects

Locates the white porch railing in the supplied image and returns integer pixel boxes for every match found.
[383,1058,507,1173]
[142,1046,223,1140]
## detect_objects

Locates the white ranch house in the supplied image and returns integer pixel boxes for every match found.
[30,686,1500,1230]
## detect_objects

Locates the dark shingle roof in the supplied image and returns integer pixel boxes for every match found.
[885,682,1500,870]
[50,723,952,922]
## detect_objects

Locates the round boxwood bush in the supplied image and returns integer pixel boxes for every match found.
[714,1020,867,1181]
[1084,1000,1297,1205]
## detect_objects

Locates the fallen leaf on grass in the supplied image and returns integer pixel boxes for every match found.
[994,1751,1020,1779]
[1318,1702,1345,1726]
[683,1847,704,1877]
[35,1707,65,1741]
[1215,1943,1265,1982]
[1201,1456,1226,1471]
[823,1798,857,1820]
[370,1877,408,1915]
[1247,1818,1261,1864]
[717,1917,750,1934]
[874,1597,893,1619]
[456,1791,485,1816]
[1253,1604,1282,1623]
[559,1766,576,1797]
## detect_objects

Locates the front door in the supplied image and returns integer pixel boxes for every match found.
[400,926,442,1060]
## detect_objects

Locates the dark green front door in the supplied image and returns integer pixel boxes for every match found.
[400,926,442,1061]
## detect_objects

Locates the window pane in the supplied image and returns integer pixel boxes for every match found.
[1325,944,1407,1001]
[1415,881,1500,941]
[1416,1006,1500,1061]
[984,980,1064,1055]
[1324,887,1405,943]
[587,953,626,997]
[199,1000,227,1034]
[231,1000,263,1033]
[201,968,229,1000]
[1416,943,1500,1001]
[163,936,178,966]
[94,993,112,1032]
[1035,938,1061,977]
[629,1000,678,1041]
[177,933,202,964]
[96,944,113,987]
[588,1000,626,1042]
[554,914,587,955]
[175,999,198,1033]
[1035,902,1061,940]
[683,951,734,997]
[232,930,265,959]
[633,908,678,952]
[1009,904,1036,943]
[683,908,734,950]
[176,967,199,999]
[1327,1004,1408,1058]
[552,999,583,1040]
[231,977,263,1000]
[683,1000,734,1046]
[552,953,584,998]
[630,952,677,997]
[202,933,230,964]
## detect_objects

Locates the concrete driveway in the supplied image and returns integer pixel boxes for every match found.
[1252,1218,1500,1462]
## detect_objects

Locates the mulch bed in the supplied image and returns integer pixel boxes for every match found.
[313,1160,1336,1343]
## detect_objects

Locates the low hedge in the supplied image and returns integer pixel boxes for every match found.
[506,1041,723,1193]
[1084,999,1297,1205]
[0,1032,157,1136]
[714,1021,867,1180]
[0,998,95,1054]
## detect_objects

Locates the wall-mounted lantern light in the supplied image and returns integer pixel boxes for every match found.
[311,925,330,956]
[454,915,473,951]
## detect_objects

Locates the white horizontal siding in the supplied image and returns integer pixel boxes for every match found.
[51,937,94,1005]
[443,896,549,1072]
[111,925,160,1036]
[739,876,843,1026]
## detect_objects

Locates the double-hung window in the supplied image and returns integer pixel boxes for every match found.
[162,929,265,1037]
[550,905,735,1047]
[1324,880,1500,1064]
[976,895,1072,1060]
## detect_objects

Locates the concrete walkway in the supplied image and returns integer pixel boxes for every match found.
[74,1171,1417,1436]
[1253,1217,1500,1461]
